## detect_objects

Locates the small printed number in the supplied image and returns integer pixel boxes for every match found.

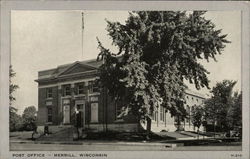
[231,154,242,158]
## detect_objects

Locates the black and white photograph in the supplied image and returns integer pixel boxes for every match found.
[0,1,249,159]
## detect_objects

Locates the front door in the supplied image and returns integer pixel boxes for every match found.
[75,100,85,128]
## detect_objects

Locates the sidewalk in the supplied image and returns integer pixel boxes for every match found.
[10,139,178,147]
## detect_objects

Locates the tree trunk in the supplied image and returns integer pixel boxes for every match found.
[146,116,152,140]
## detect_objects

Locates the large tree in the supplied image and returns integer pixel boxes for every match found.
[97,11,229,134]
[204,80,237,131]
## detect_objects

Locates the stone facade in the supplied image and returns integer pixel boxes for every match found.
[35,59,205,133]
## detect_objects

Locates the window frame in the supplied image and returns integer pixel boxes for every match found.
[62,84,71,96]
[77,82,85,95]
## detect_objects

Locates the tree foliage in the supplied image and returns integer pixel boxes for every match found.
[9,66,38,132]
[97,11,230,122]
[191,105,204,130]
[204,80,237,131]
[10,111,23,132]
[9,65,20,131]
[227,92,242,129]
[22,106,37,131]
[10,65,19,106]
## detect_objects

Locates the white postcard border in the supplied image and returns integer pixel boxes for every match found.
[0,1,249,159]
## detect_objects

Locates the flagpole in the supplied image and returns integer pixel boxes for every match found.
[81,12,84,60]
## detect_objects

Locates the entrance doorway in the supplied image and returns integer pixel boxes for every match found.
[75,100,85,128]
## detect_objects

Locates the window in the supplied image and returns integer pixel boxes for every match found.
[76,82,85,95]
[89,80,99,93]
[46,88,52,98]
[62,84,71,96]
[47,107,52,122]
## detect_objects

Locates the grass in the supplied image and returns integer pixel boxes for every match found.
[10,131,33,140]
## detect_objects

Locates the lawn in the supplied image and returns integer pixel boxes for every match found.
[10,131,33,141]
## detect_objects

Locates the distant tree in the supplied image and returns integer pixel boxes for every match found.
[191,105,204,139]
[9,65,20,132]
[204,80,237,132]
[97,11,230,136]
[9,112,23,132]
[227,92,242,129]
[22,106,37,131]
[9,65,19,105]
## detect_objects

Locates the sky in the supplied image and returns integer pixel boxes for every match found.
[11,11,241,114]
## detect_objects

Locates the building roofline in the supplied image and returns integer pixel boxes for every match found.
[185,89,206,99]
[38,58,99,73]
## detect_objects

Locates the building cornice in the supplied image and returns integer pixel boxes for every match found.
[35,70,98,83]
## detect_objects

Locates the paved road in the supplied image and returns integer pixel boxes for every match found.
[10,143,241,151]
